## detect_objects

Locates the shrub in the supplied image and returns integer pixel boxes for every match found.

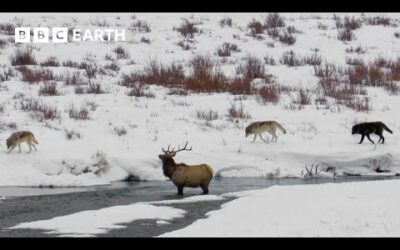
[65,129,81,140]
[219,17,232,27]
[0,39,7,49]
[68,105,90,120]
[40,57,60,67]
[257,85,280,104]
[264,55,276,65]
[20,67,55,84]
[86,83,105,94]
[126,82,155,98]
[196,110,219,121]
[216,42,240,57]
[113,46,130,59]
[264,13,285,29]
[345,46,367,54]
[0,23,15,35]
[290,89,312,105]
[236,56,267,79]
[280,51,303,67]
[113,126,127,136]
[338,28,355,41]
[10,50,37,66]
[366,16,394,27]
[20,98,60,121]
[140,37,151,44]
[278,31,296,45]
[130,20,151,32]
[39,82,60,96]
[247,19,264,37]
[344,97,371,112]
[303,53,322,66]
[176,20,199,38]
[227,102,251,120]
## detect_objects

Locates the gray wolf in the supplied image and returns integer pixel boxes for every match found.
[245,121,286,143]
[6,131,39,153]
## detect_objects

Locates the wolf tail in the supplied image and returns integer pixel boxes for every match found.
[382,123,393,134]
[32,136,39,144]
[275,122,287,134]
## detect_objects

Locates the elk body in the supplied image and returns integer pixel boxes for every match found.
[158,142,214,195]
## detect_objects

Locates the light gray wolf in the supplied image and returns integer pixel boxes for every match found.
[245,121,286,143]
[6,131,39,153]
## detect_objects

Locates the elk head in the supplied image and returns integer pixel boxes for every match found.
[159,141,192,162]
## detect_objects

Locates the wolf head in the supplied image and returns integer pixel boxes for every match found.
[6,138,12,149]
[351,125,359,135]
[245,126,252,137]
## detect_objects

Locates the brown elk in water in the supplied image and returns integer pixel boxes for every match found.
[158,142,214,195]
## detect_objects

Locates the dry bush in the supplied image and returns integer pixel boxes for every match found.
[338,28,355,41]
[280,51,303,67]
[384,81,400,95]
[344,97,371,112]
[103,61,120,73]
[317,22,328,30]
[395,32,400,38]
[176,40,193,50]
[127,82,155,98]
[236,56,267,79]
[130,20,151,32]
[68,105,90,120]
[227,77,253,95]
[64,72,86,86]
[219,17,232,27]
[216,42,240,57]
[39,82,60,96]
[86,83,105,94]
[278,31,296,45]
[176,19,199,38]
[314,63,338,79]
[40,57,60,67]
[335,16,362,30]
[113,126,127,136]
[121,59,185,88]
[365,16,395,27]
[0,23,15,35]
[113,46,130,59]
[264,13,285,29]
[303,53,322,66]
[257,85,280,104]
[196,109,219,121]
[140,37,151,44]
[345,46,367,54]
[227,102,251,120]
[264,55,276,65]
[290,89,312,105]
[247,19,264,37]
[20,98,60,121]
[345,57,365,66]
[0,38,7,49]
[65,129,81,140]
[10,50,37,66]
[19,66,55,84]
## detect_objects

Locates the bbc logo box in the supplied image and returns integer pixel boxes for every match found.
[15,27,68,43]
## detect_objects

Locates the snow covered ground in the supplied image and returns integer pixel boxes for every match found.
[9,180,400,237]
[160,179,400,237]
[0,13,399,186]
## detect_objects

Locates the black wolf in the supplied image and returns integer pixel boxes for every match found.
[351,122,393,144]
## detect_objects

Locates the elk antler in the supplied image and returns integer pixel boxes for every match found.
[161,141,192,156]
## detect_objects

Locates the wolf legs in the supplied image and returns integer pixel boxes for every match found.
[7,144,17,154]
[27,142,37,153]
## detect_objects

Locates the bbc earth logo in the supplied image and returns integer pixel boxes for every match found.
[14,27,126,43]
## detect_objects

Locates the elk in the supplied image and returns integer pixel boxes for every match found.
[158,141,214,195]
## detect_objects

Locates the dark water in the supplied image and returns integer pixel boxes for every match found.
[0,175,399,237]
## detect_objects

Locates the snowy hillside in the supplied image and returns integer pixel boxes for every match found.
[0,13,399,186]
